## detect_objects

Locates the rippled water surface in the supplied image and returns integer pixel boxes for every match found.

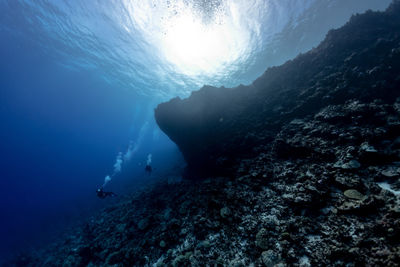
[0,0,335,97]
[1,0,391,98]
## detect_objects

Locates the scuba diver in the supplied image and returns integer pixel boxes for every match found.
[96,187,116,199]
[145,164,152,175]
[145,154,153,175]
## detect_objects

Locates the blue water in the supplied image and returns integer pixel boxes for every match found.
[0,0,391,260]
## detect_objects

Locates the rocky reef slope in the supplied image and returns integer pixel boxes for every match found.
[155,1,400,179]
[6,2,400,267]
[11,98,400,265]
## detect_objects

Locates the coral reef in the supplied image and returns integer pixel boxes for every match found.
[10,103,400,265]
[6,1,400,266]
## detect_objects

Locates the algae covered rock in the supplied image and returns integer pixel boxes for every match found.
[344,189,365,200]
[172,252,193,267]
[106,251,123,265]
[335,160,361,170]
[159,240,166,248]
[138,218,149,230]
[261,250,281,267]
[220,207,232,219]
[256,228,269,249]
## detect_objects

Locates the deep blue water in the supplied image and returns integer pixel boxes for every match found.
[0,28,179,257]
[0,0,392,261]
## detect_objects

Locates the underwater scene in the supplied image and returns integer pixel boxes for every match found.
[1,0,400,266]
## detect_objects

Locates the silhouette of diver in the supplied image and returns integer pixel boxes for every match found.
[145,164,152,175]
[96,187,116,199]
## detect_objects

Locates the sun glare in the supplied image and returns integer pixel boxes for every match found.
[127,1,250,77]
[161,10,241,75]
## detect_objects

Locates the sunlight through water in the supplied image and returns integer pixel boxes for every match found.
[127,0,253,76]
[0,0,317,97]
[1,0,389,98]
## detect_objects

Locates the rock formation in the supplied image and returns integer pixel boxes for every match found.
[155,0,400,179]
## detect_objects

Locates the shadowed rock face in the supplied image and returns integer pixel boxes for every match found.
[155,1,400,179]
